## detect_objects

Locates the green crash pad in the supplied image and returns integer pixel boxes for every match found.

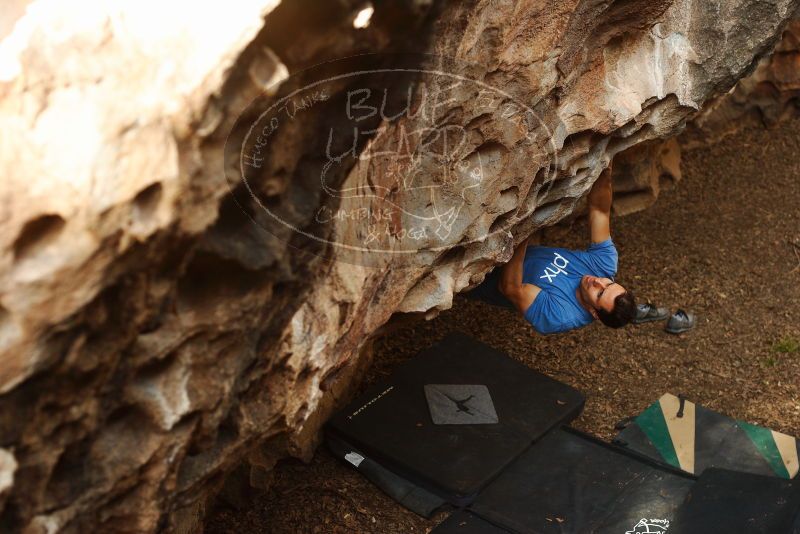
[615,393,799,479]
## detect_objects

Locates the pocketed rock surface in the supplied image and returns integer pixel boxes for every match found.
[2,1,799,529]
[206,113,800,534]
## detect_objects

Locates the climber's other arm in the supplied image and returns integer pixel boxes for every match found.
[499,237,541,313]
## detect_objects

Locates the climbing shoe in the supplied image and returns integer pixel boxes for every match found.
[632,303,670,325]
[665,309,696,334]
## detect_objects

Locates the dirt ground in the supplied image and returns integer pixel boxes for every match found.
[205,116,800,533]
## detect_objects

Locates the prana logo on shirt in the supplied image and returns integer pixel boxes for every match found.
[539,252,570,283]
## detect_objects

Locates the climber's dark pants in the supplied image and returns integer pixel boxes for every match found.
[463,266,515,310]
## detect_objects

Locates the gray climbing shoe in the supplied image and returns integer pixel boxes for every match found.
[665,309,696,334]
[632,303,670,325]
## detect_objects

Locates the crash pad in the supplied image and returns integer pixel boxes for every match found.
[470,427,695,534]
[669,468,800,533]
[430,510,511,533]
[326,432,446,518]
[616,393,800,478]
[326,332,584,504]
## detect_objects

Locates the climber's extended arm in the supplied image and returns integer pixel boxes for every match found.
[499,237,541,313]
[588,163,613,244]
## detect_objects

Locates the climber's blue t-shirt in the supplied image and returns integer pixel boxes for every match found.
[522,239,618,335]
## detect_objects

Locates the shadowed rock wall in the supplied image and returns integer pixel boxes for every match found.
[0,0,797,532]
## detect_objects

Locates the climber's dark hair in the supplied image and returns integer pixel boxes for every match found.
[597,289,636,328]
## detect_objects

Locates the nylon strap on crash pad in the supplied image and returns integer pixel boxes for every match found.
[326,432,446,518]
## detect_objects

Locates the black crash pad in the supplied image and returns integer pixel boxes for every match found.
[470,427,695,534]
[326,332,584,503]
[431,511,510,534]
[326,432,447,518]
[669,468,800,534]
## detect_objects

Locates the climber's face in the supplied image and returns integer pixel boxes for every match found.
[580,275,626,317]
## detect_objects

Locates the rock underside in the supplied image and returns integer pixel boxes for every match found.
[0,0,798,532]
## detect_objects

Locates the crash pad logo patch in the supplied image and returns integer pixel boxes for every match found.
[424,384,498,425]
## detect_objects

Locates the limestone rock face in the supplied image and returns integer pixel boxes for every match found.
[0,0,797,531]
[685,9,800,145]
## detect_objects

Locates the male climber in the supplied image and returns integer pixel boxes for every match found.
[467,163,637,335]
